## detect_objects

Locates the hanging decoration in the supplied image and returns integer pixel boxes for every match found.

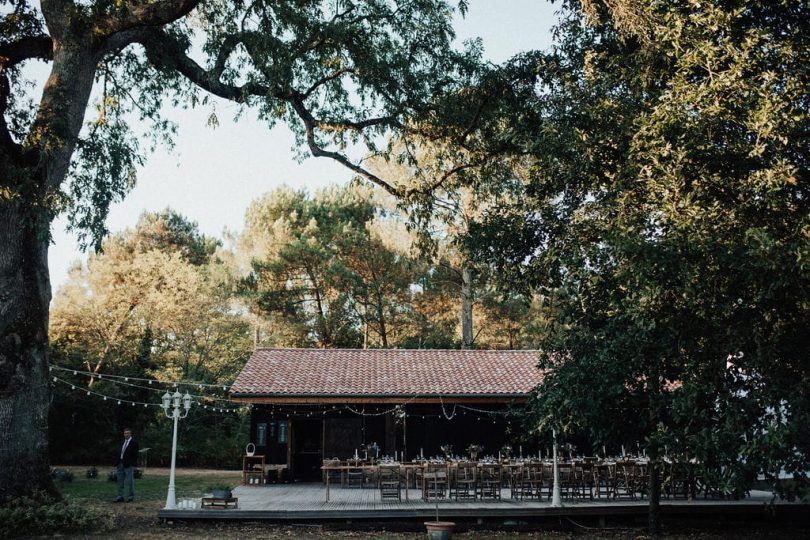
[49,375,245,414]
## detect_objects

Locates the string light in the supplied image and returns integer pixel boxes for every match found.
[49,365,234,403]
[438,396,458,419]
[49,365,232,390]
[49,376,245,414]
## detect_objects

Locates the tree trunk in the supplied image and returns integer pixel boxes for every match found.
[647,391,662,536]
[0,39,97,502]
[0,202,55,503]
[460,265,473,349]
[648,455,661,535]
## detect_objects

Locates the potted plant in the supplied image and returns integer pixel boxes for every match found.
[424,468,455,539]
[466,443,484,461]
[425,520,455,539]
[208,484,233,499]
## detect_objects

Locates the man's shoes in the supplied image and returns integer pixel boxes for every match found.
[113,497,124,503]
[126,498,134,502]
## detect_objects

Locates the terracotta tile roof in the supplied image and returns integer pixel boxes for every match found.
[230,348,543,399]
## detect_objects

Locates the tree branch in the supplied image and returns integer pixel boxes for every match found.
[301,68,357,99]
[132,29,482,202]
[0,35,53,157]
[0,35,54,68]
[287,93,402,197]
[135,29,273,101]
[95,0,201,38]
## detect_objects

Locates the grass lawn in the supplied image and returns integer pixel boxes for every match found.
[57,466,242,503]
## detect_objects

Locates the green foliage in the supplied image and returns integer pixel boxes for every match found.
[131,209,221,266]
[460,0,809,505]
[241,185,423,348]
[0,491,114,538]
[48,209,251,468]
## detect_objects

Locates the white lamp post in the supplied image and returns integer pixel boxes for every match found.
[550,429,562,507]
[161,390,192,509]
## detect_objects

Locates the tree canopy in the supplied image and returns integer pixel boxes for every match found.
[455,0,809,528]
[0,0,483,502]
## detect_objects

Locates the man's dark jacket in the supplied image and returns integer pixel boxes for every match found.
[116,438,139,468]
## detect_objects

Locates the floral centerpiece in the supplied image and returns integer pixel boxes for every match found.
[208,484,233,499]
[500,445,513,459]
[364,442,380,459]
[440,444,453,459]
[466,443,484,461]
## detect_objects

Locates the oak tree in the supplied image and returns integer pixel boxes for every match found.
[0,0,475,500]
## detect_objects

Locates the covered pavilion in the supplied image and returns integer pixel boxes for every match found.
[229,348,544,481]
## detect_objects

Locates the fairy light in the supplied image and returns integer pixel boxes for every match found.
[48,376,245,414]
[49,364,232,390]
[49,365,234,403]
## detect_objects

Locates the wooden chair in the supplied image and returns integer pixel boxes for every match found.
[378,465,401,501]
[560,463,590,500]
[449,463,476,500]
[630,463,648,499]
[345,462,365,488]
[321,459,341,485]
[614,460,636,499]
[511,463,544,500]
[594,462,616,499]
[477,464,502,500]
[422,463,448,501]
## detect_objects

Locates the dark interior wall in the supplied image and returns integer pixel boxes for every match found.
[248,403,533,479]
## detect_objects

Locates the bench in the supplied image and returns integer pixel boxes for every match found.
[201,497,238,509]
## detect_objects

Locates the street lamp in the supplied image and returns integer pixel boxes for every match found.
[161,390,192,509]
[550,428,562,507]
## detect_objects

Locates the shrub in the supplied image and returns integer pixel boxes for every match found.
[86,466,98,479]
[50,468,74,483]
[0,491,114,538]
[107,470,117,482]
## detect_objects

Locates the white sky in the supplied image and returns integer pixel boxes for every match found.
[48,0,559,290]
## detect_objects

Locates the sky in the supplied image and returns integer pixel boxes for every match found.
[48,0,560,289]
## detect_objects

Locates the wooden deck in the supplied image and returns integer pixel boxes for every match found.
[158,483,804,522]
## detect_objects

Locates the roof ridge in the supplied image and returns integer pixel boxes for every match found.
[252,347,541,352]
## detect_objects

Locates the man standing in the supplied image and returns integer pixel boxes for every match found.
[115,428,139,502]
